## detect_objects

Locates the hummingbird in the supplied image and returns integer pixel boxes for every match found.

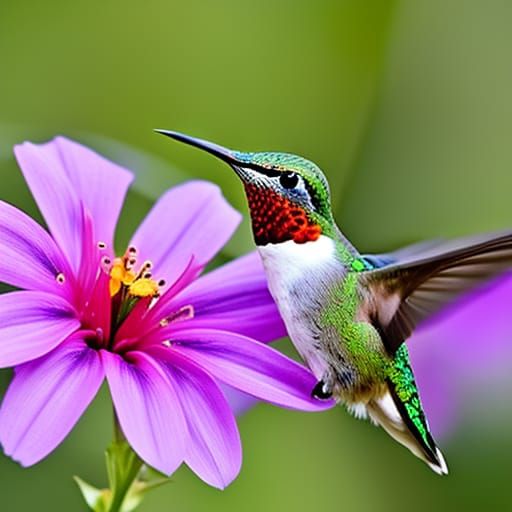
[156,129,512,475]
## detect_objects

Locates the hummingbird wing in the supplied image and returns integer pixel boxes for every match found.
[363,230,512,354]
[362,238,446,269]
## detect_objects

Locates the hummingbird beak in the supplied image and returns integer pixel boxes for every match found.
[155,129,241,167]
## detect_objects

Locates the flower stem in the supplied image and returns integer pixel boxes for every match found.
[106,414,143,512]
[76,412,168,511]
[108,452,143,512]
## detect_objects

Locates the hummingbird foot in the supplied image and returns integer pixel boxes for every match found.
[311,379,333,400]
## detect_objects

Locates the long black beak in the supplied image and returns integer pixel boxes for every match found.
[155,129,240,166]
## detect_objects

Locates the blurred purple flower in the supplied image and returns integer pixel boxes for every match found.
[409,275,512,438]
[0,137,332,489]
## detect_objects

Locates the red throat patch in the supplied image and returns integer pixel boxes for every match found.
[244,184,322,245]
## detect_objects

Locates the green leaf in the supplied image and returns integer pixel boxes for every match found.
[73,476,110,512]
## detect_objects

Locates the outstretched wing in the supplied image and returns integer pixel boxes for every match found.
[362,231,512,355]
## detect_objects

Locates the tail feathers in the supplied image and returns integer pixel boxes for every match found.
[366,392,448,475]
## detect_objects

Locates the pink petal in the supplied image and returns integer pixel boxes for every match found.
[0,334,104,466]
[154,347,241,489]
[14,137,132,272]
[0,201,74,297]
[0,291,80,367]
[113,297,153,350]
[52,136,133,251]
[129,181,241,290]
[14,141,83,273]
[69,206,108,317]
[221,385,259,416]
[80,268,112,343]
[171,328,334,412]
[408,341,460,439]
[102,350,187,475]
[168,252,287,342]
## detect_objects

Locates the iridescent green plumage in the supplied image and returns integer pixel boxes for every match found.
[388,345,437,459]
[318,259,435,457]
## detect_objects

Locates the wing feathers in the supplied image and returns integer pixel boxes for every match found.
[366,231,512,353]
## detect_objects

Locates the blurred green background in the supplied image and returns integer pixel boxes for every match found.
[1,0,512,510]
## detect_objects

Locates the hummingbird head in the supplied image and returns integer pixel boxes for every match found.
[156,130,335,246]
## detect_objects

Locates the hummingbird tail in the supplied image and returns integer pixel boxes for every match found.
[366,388,448,475]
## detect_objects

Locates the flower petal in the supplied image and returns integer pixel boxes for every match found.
[52,136,133,250]
[408,343,460,439]
[14,137,133,272]
[221,385,259,417]
[171,328,334,412]
[167,252,287,342]
[130,181,241,289]
[154,348,241,489]
[14,140,83,272]
[0,291,80,367]
[0,201,74,296]
[102,350,187,475]
[0,334,104,466]
[80,268,112,343]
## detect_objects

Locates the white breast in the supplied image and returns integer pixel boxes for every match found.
[258,235,337,286]
[258,235,340,378]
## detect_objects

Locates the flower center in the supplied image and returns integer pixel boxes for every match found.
[83,244,195,353]
[106,247,165,330]
[108,247,163,299]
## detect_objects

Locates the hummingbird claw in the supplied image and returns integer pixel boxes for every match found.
[311,379,333,400]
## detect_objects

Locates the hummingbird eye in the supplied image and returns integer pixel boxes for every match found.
[279,171,299,189]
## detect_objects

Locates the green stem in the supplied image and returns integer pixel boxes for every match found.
[106,414,143,512]
[108,453,143,512]
[75,413,170,510]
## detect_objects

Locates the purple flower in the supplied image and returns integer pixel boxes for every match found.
[0,137,332,489]
[409,275,512,438]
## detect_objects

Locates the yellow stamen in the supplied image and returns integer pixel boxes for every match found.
[108,249,160,299]
[123,270,136,285]
[109,279,122,297]
[110,259,125,281]
[109,258,137,297]
[128,278,159,298]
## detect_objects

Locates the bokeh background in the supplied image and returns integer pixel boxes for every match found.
[1,0,512,510]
